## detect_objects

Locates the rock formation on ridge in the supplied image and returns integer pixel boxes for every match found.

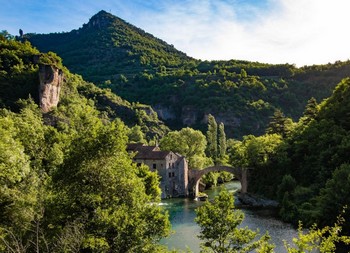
[38,64,63,113]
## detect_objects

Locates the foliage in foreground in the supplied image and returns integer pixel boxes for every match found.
[284,210,350,253]
[195,190,274,253]
[0,36,171,252]
[0,99,171,252]
[195,191,350,253]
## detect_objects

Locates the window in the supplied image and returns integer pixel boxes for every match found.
[169,172,172,178]
[153,164,156,169]
[172,172,175,177]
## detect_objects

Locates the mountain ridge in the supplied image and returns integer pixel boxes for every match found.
[26,10,350,138]
[27,10,192,83]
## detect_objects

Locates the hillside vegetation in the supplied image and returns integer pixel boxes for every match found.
[0,35,173,252]
[243,77,350,235]
[27,10,350,138]
[1,33,169,139]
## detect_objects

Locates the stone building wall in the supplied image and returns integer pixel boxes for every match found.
[133,150,189,198]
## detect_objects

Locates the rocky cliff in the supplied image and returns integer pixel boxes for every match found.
[38,64,63,113]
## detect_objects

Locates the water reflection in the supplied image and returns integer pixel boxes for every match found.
[160,181,297,253]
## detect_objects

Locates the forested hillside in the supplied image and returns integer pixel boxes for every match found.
[0,35,172,252]
[246,77,350,235]
[27,10,350,138]
[0,34,169,139]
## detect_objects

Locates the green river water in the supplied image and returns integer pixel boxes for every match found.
[160,181,298,253]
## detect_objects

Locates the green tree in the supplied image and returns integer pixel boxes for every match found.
[0,114,38,233]
[284,211,350,253]
[228,134,282,168]
[266,110,294,137]
[195,190,274,253]
[316,164,350,230]
[206,114,218,163]
[227,138,247,167]
[128,125,147,144]
[48,112,170,252]
[160,127,211,169]
[218,122,228,165]
[277,175,297,201]
[202,172,221,188]
[240,68,247,78]
[299,97,319,126]
[303,97,318,119]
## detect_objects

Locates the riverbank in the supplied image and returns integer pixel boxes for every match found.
[236,192,279,208]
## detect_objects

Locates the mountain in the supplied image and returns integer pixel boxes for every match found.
[27,10,192,83]
[27,10,350,138]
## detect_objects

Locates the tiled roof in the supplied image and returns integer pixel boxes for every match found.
[126,143,147,152]
[127,143,169,160]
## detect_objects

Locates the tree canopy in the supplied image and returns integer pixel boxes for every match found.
[159,127,211,169]
[0,37,171,252]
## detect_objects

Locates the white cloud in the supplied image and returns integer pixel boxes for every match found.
[135,0,350,66]
[2,0,349,66]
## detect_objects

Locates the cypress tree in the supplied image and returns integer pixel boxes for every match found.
[218,122,227,163]
[206,114,217,162]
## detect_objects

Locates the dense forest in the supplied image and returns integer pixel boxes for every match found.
[225,76,350,233]
[1,9,350,252]
[27,10,350,138]
[246,77,350,233]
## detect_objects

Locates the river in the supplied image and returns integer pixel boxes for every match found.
[160,181,298,253]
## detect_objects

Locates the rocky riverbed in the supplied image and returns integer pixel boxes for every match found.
[236,193,279,208]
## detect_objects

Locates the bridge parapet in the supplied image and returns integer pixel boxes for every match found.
[188,166,248,197]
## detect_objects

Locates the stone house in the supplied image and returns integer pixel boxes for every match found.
[127,143,189,198]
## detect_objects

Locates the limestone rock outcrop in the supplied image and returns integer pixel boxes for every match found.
[154,105,176,120]
[39,64,63,113]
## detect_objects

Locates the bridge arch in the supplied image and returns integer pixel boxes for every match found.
[188,166,247,197]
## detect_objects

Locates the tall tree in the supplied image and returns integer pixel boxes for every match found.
[218,122,227,164]
[303,97,318,119]
[266,109,293,137]
[195,190,274,253]
[206,114,218,163]
[48,105,171,252]
[160,127,211,169]
[300,97,319,125]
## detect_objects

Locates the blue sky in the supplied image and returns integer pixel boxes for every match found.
[1,0,350,66]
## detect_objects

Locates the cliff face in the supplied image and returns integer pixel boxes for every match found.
[154,105,176,120]
[154,104,243,137]
[39,65,63,113]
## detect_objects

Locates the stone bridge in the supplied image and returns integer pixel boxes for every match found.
[188,166,248,197]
